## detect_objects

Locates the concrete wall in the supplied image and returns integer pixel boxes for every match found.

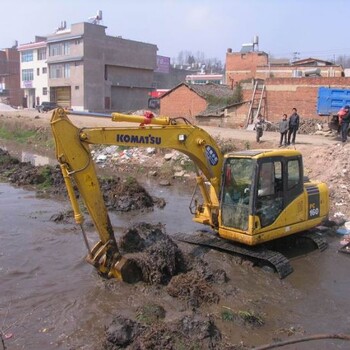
[102,34,156,111]
[81,23,106,111]
[47,22,157,112]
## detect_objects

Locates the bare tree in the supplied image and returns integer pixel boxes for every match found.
[172,50,223,73]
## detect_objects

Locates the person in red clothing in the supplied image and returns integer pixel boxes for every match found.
[340,105,350,143]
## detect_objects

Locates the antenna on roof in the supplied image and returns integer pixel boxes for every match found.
[88,10,103,25]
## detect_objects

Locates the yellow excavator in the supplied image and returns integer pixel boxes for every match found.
[50,108,329,280]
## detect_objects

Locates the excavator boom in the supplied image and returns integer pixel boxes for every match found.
[50,108,223,281]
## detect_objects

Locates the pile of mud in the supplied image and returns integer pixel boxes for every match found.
[102,222,255,350]
[104,313,223,350]
[119,222,187,285]
[0,148,164,213]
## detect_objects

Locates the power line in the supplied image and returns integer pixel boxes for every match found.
[271,48,350,58]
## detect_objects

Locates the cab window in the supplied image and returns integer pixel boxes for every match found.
[256,160,284,227]
[287,159,301,190]
[221,158,253,231]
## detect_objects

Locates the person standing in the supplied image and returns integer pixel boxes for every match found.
[287,108,300,145]
[340,105,350,143]
[255,114,265,143]
[279,114,289,147]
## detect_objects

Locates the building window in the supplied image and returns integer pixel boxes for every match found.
[64,63,70,78]
[49,42,70,56]
[37,48,47,60]
[63,42,69,55]
[22,69,34,81]
[21,50,33,62]
[49,63,70,78]
[42,67,47,74]
[37,68,40,76]
[43,87,48,95]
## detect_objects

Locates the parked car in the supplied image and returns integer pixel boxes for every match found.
[36,101,58,113]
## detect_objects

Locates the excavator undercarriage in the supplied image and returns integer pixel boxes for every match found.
[174,229,327,279]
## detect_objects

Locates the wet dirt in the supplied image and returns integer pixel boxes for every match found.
[1,153,350,350]
[1,182,350,350]
[1,113,350,349]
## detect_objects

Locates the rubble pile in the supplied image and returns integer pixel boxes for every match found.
[93,145,162,167]
[303,143,350,219]
[268,118,330,135]
[298,118,329,135]
[92,145,194,180]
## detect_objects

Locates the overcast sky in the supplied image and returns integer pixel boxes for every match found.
[2,0,350,63]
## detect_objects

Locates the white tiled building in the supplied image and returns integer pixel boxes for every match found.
[17,39,48,108]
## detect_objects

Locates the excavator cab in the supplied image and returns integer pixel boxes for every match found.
[218,150,328,246]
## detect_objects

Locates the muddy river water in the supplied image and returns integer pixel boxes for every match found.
[1,156,350,349]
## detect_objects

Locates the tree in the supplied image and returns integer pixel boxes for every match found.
[172,50,224,73]
[335,55,350,68]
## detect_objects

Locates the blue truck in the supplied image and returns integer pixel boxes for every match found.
[317,87,350,134]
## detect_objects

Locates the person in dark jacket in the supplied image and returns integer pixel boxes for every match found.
[287,108,300,145]
[254,114,265,143]
[340,105,350,143]
[279,113,289,146]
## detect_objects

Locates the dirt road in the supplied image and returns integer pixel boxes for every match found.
[1,108,337,147]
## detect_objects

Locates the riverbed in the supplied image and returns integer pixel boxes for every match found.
[1,178,350,349]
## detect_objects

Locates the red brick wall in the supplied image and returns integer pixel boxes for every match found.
[226,51,269,84]
[0,48,22,107]
[160,84,207,122]
[264,77,350,121]
[255,65,343,79]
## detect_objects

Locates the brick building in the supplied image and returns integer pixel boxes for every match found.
[225,50,343,84]
[159,82,236,123]
[226,50,269,84]
[224,49,348,126]
[0,47,23,107]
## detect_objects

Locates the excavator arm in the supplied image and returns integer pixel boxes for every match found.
[50,108,224,281]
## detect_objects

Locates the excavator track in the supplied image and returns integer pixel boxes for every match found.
[173,231,294,279]
[173,229,328,279]
[301,230,328,251]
